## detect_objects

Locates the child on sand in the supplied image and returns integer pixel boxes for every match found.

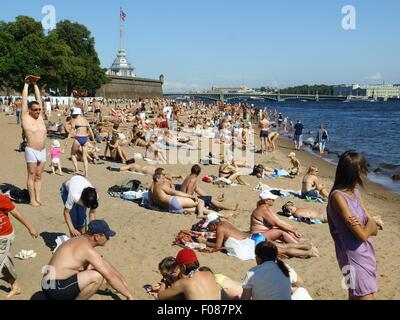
[0,194,38,298]
[49,139,66,176]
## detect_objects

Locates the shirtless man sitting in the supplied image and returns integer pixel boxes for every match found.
[301,166,329,200]
[148,172,210,218]
[181,165,238,213]
[155,248,221,300]
[199,212,319,259]
[21,76,47,207]
[41,220,134,300]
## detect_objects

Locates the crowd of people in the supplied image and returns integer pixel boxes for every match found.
[0,76,383,301]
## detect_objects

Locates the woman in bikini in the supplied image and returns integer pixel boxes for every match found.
[104,122,129,164]
[219,158,249,186]
[281,201,328,223]
[146,135,167,164]
[69,108,95,177]
[129,125,148,147]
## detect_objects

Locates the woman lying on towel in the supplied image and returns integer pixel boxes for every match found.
[281,201,328,223]
[198,215,319,260]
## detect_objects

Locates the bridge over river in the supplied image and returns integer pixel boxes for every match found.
[164,92,347,102]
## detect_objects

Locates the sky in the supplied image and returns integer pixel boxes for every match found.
[1,0,400,92]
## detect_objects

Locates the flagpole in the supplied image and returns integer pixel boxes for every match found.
[120,7,123,50]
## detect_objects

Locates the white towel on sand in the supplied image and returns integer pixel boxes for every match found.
[224,237,255,261]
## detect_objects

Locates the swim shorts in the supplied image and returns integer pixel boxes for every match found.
[199,196,213,208]
[251,233,267,245]
[169,196,183,213]
[302,190,319,199]
[260,130,269,138]
[25,147,46,163]
[42,274,81,300]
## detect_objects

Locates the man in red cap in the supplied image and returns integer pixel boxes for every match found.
[156,248,221,300]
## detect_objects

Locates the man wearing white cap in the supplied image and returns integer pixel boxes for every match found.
[250,191,302,244]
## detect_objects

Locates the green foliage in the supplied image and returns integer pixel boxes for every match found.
[0,16,109,96]
[280,85,334,95]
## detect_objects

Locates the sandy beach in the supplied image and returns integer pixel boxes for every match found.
[1,112,399,301]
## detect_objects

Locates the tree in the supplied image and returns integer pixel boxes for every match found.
[54,20,109,95]
[0,16,109,96]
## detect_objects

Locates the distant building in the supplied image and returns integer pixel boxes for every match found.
[333,84,366,96]
[365,85,400,99]
[333,84,400,98]
[211,86,255,94]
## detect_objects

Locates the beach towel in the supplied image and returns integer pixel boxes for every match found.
[213,178,232,187]
[53,235,70,253]
[296,194,325,204]
[173,230,221,253]
[122,190,146,202]
[0,233,17,279]
[266,169,291,179]
[224,237,255,261]
[276,212,322,225]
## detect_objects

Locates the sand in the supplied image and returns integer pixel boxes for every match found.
[0,113,399,300]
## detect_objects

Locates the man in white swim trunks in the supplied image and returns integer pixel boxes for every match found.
[21,76,47,207]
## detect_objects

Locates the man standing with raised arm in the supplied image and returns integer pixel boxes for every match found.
[21,76,47,207]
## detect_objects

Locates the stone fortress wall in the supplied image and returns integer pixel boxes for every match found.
[96,75,164,99]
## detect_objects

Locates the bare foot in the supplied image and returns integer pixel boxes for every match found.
[310,246,320,258]
[37,200,45,207]
[233,204,239,211]
[6,287,21,299]
[56,172,64,176]
[29,202,40,207]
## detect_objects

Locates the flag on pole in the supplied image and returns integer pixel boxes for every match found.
[120,7,127,22]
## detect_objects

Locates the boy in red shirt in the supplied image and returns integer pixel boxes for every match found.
[0,194,38,298]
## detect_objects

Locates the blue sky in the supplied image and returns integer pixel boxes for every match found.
[2,0,400,92]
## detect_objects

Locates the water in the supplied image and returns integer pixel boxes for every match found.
[249,100,400,193]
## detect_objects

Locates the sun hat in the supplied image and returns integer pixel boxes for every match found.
[288,152,296,158]
[202,212,220,228]
[51,140,60,148]
[259,190,279,201]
